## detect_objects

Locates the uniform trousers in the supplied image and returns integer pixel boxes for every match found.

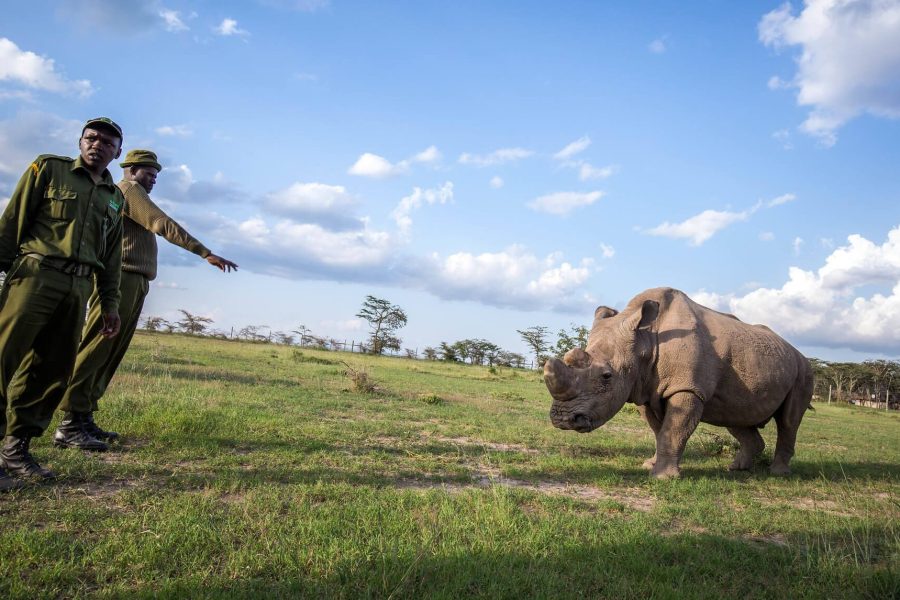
[60,271,149,414]
[0,256,93,438]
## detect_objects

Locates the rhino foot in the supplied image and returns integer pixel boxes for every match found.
[769,462,791,476]
[651,464,681,480]
[728,456,754,471]
[642,457,656,471]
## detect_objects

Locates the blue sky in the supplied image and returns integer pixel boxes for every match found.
[1,0,898,362]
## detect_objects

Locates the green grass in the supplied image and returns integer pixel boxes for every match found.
[1,331,897,598]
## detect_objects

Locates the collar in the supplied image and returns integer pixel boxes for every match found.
[71,156,116,188]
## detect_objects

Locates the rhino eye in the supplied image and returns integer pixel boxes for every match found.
[602,372,613,380]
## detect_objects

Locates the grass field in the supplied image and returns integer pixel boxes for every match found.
[1,331,898,599]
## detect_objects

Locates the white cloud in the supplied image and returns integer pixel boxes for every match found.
[528,191,604,216]
[645,206,757,246]
[215,18,249,37]
[230,217,394,269]
[0,111,81,175]
[155,124,193,137]
[553,136,591,160]
[411,145,441,164]
[600,243,615,259]
[458,147,533,167]
[423,246,596,312]
[579,163,617,181]
[760,231,776,242]
[772,128,793,150]
[768,192,796,207]
[159,8,189,32]
[391,182,454,237]
[489,176,504,189]
[0,38,92,97]
[793,236,804,255]
[698,226,900,353]
[264,182,362,230]
[759,0,900,146]
[648,36,668,54]
[348,152,404,178]
[348,146,440,177]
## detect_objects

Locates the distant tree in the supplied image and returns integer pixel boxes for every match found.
[238,324,269,342]
[554,323,590,358]
[273,331,295,345]
[481,341,502,367]
[517,325,550,367]
[356,295,408,355]
[143,316,169,332]
[438,341,459,362]
[404,348,417,359]
[497,351,526,369]
[422,347,438,361]
[177,309,213,335]
[292,324,311,345]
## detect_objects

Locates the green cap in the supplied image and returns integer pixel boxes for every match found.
[119,149,162,172]
[83,117,123,140]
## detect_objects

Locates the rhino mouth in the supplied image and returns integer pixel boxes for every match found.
[551,411,596,433]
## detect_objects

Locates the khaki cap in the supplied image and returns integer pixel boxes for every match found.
[119,149,162,172]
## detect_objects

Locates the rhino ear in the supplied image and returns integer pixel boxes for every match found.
[624,299,659,331]
[563,347,592,368]
[592,306,618,330]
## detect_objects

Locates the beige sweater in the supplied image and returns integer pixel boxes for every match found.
[118,180,210,281]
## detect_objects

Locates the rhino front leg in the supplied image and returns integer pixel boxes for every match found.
[727,427,765,471]
[652,392,703,479]
[637,405,662,470]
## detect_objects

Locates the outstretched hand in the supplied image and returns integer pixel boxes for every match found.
[206,254,238,273]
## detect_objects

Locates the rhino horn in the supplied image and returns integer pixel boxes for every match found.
[543,358,577,401]
[563,347,592,368]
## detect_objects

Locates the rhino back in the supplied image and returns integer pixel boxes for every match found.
[651,288,806,427]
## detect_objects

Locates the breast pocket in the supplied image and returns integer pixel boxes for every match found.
[45,186,79,220]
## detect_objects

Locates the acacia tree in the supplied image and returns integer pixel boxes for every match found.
[356,295,408,355]
[143,316,169,332]
[177,309,213,335]
[517,325,550,367]
[554,323,590,358]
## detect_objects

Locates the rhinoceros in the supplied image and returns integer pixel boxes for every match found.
[543,287,813,479]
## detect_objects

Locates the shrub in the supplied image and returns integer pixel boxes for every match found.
[419,393,444,405]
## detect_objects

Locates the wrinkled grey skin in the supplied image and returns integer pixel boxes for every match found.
[544,287,813,479]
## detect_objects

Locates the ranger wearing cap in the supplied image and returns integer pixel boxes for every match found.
[0,117,125,488]
[54,149,238,451]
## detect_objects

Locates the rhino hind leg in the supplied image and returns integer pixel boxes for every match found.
[770,371,813,475]
[726,427,765,471]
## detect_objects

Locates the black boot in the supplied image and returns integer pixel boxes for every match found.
[53,412,108,452]
[84,412,119,442]
[1,436,56,480]
[0,466,25,491]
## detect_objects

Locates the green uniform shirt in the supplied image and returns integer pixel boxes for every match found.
[0,154,124,313]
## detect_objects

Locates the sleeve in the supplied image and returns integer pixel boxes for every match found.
[0,160,43,271]
[123,184,210,258]
[95,191,124,314]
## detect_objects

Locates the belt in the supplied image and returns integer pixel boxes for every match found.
[22,253,93,277]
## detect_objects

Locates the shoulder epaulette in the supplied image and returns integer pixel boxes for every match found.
[34,154,74,164]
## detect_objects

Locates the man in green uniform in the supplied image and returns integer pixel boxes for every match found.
[53,149,237,451]
[0,117,125,487]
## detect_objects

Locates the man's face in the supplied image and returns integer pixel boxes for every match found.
[131,166,159,193]
[79,127,122,171]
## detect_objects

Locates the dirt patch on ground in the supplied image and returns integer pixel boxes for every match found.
[426,434,540,454]
[397,464,654,512]
[753,494,855,517]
